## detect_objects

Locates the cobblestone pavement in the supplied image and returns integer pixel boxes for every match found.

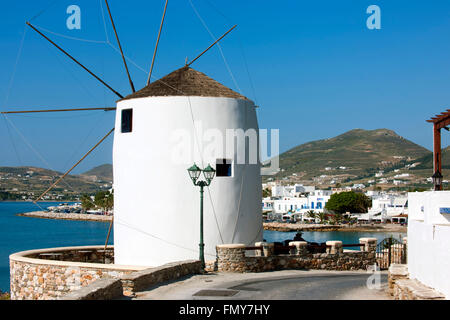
[135,270,392,300]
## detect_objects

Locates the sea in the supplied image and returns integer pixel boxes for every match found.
[0,202,405,293]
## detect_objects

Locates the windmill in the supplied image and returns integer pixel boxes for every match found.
[2,0,263,267]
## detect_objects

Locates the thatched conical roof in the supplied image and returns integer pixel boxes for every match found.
[120,66,249,101]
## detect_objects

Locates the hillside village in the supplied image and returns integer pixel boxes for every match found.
[0,166,113,201]
[266,129,449,191]
[262,182,409,225]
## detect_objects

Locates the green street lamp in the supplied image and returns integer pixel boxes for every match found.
[432,170,443,191]
[187,163,216,268]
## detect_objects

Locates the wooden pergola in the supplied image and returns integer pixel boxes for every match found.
[427,109,450,189]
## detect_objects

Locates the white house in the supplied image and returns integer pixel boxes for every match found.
[408,191,450,299]
[271,191,331,218]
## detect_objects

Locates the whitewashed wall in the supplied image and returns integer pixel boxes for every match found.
[408,191,450,299]
[113,96,262,267]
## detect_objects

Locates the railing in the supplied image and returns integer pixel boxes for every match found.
[343,244,365,248]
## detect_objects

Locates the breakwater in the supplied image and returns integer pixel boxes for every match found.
[17,211,112,222]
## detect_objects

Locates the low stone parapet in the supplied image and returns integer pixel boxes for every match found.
[58,278,123,300]
[359,238,377,253]
[9,246,145,300]
[120,260,202,297]
[216,244,247,273]
[289,241,307,255]
[216,238,377,273]
[326,241,343,254]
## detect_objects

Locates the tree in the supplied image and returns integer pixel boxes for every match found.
[325,191,371,214]
[330,213,343,225]
[306,210,316,218]
[80,194,95,210]
[94,190,114,213]
[262,188,271,198]
[316,211,327,224]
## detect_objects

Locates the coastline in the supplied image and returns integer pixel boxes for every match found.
[263,222,407,233]
[0,200,75,203]
[17,211,112,222]
[15,211,406,233]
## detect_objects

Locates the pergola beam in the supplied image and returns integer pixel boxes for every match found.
[428,109,450,191]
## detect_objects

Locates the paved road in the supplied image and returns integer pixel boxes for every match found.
[135,270,392,300]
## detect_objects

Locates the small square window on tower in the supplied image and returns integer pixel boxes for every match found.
[216,159,232,177]
[121,109,133,133]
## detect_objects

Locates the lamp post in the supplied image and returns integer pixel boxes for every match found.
[432,170,443,191]
[187,163,216,268]
[432,157,444,191]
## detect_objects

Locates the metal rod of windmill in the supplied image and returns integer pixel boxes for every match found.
[147,0,169,85]
[186,25,237,67]
[26,22,124,99]
[104,0,135,92]
[1,107,116,114]
[34,128,115,203]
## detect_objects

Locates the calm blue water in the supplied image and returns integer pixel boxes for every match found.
[0,202,112,292]
[263,230,405,245]
[0,202,405,293]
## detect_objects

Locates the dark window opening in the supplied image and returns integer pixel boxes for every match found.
[216,159,232,177]
[121,109,133,133]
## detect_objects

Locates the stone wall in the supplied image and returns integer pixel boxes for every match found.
[9,246,146,300]
[216,238,377,273]
[120,260,202,297]
[388,264,445,300]
[59,279,123,300]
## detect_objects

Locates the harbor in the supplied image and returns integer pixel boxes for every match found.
[17,210,112,222]
[0,202,406,293]
[0,0,448,304]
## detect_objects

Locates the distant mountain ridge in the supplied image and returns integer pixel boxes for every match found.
[275,128,431,180]
[80,164,113,181]
[410,146,450,170]
[1,129,441,193]
[0,165,112,196]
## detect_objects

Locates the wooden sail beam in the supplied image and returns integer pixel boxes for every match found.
[186,25,237,67]
[34,128,115,203]
[26,22,124,99]
[147,0,169,85]
[1,107,116,114]
[104,0,135,92]
[104,216,114,262]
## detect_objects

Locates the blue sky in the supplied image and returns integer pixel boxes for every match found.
[1,0,449,174]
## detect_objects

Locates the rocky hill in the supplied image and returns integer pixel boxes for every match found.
[266,129,435,188]
[0,165,112,199]
[80,164,113,182]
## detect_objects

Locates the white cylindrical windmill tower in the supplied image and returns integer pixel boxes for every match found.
[113,66,262,266]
